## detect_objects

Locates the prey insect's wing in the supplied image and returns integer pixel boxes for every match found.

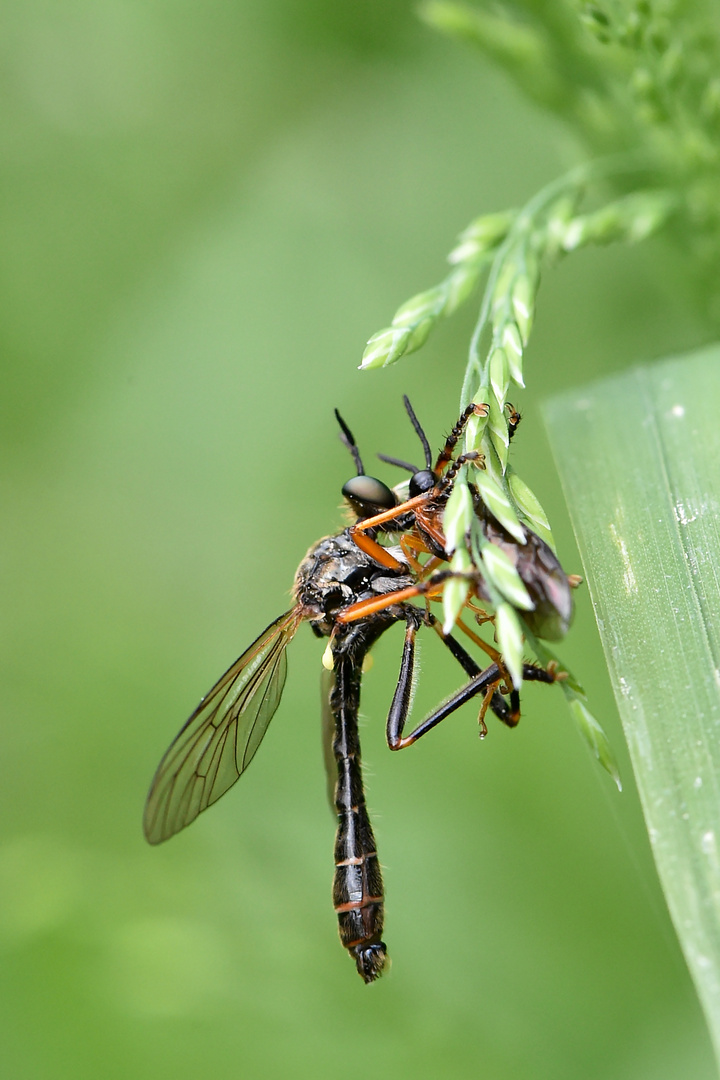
[143,609,303,845]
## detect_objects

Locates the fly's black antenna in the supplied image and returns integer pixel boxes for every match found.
[334,409,364,476]
[402,396,432,469]
[377,453,420,474]
[337,409,396,513]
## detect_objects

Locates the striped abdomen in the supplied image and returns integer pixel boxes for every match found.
[329,649,387,983]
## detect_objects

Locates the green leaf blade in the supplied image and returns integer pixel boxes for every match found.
[544,345,720,1064]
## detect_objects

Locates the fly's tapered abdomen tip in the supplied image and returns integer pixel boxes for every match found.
[353,942,389,983]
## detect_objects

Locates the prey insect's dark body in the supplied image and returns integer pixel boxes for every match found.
[349,396,575,644]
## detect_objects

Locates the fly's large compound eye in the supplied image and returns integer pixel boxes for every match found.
[342,475,396,519]
[408,469,435,498]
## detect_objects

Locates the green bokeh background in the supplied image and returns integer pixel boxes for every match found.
[2,3,714,1078]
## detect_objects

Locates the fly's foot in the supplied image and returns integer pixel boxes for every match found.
[546,660,569,682]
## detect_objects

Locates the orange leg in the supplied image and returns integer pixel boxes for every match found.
[477,688,496,738]
[336,580,447,625]
[351,493,430,536]
[350,528,407,571]
[397,535,430,577]
[448,614,502,664]
[397,535,445,580]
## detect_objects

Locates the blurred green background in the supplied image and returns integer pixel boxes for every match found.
[2,3,715,1078]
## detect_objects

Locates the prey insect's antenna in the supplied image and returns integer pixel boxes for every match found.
[402,396,432,469]
[376,453,420,474]
[335,409,364,476]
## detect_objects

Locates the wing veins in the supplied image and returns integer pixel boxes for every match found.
[144,610,301,843]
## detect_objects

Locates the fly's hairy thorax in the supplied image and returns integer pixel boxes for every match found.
[293,529,414,637]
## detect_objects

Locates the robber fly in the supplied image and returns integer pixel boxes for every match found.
[143,410,558,982]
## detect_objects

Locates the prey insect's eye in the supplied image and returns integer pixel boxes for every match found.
[342,475,396,517]
[408,469,435,498]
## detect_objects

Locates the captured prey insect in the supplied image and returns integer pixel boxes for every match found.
[333,396,579,735]
[143,411,555,983]
[347,395,577,648]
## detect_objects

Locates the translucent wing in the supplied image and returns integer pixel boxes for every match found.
[144,609,302,844]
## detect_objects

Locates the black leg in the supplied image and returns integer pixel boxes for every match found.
[522,664,557,686]
[386,611,560,748]
[478,663,558,728]
[388,661,504,749]
[386,609,490,750]
[428,614,483,678]
[487,688,521,728]
[386,609,423,750]
[425,612,531,729]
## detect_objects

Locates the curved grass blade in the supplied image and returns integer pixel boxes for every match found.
[544,345,720,1065]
